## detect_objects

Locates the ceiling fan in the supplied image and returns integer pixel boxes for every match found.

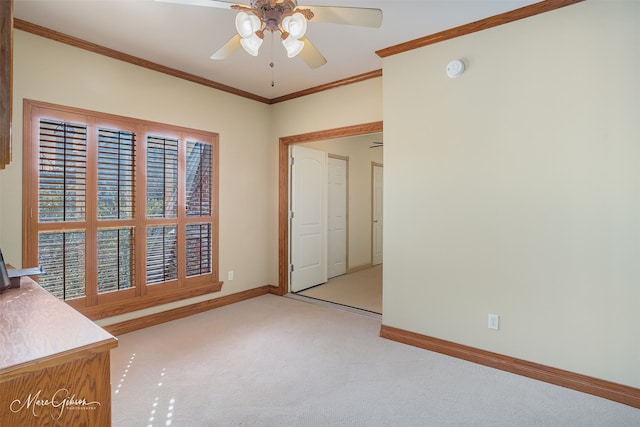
[156,0,383,69]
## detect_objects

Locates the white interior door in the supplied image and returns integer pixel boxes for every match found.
[327,156,347,279]
[372,163,383,265]
[290,145,328,292]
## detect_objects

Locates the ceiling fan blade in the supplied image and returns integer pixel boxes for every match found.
[303,6,382,28]
[299,37,327,69]
[154,0,238,9]
[210,34,242,60]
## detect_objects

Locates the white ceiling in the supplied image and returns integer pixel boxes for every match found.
[14,0,539,100]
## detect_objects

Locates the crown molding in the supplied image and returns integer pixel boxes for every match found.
[376,0,584,58]
[13,18,381,105]
[13,18,272,104]
[269,69,382,104]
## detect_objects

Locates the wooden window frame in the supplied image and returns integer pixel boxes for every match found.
[23,99,221,320]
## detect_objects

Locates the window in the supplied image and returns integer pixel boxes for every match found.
[23,100,220,319]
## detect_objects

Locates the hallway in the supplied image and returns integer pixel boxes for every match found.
[296,265,382,314]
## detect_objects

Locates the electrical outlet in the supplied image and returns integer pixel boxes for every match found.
[488,313,500,330]
[228,271,234,281]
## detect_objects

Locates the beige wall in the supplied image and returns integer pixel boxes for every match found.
[3,30,277,324]
[6,0,633,393]
[0,30,382,325]
[301,134,383,269]
[270,78,383,139]
[383,1,640,388]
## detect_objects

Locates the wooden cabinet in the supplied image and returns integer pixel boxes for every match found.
[0,276,117,426]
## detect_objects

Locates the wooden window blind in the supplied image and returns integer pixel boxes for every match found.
[23,100,220,320]
[146,225,178,285]
[185,140,213,278]
[36,118,88,301]
[186,141,212,217]
[186,223,212,277]
[98,128,135,220]
[38,119,87,222]
[97,227,135,294]
[38,230,86,300]
[146,135,178,219]
[96,128,137,296]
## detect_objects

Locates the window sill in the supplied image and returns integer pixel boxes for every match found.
[71,281,224,321]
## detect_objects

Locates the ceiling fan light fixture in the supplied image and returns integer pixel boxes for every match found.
[161,0,383,69]
[282,12,307,40]
[235,11,261,38]
[282,34,304,58]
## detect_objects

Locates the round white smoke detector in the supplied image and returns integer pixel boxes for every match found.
[446,60,465,78]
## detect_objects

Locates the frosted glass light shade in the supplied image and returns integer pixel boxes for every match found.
[282,13,307,39]
[240,33,263,56]
[282,35,304,58]
[235,12,260,38]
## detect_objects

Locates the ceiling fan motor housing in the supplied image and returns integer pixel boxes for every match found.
[250,0,298,31]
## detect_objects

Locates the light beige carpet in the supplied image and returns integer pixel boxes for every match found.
[297,265,382,314]
[111,294,640,426]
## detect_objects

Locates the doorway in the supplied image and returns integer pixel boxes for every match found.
[278,121,383,312]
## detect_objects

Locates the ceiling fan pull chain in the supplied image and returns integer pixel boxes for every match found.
[270,62,275,87]
[270,31,275,88]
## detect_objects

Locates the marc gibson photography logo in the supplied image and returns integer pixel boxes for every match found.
[10,388,101,420]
